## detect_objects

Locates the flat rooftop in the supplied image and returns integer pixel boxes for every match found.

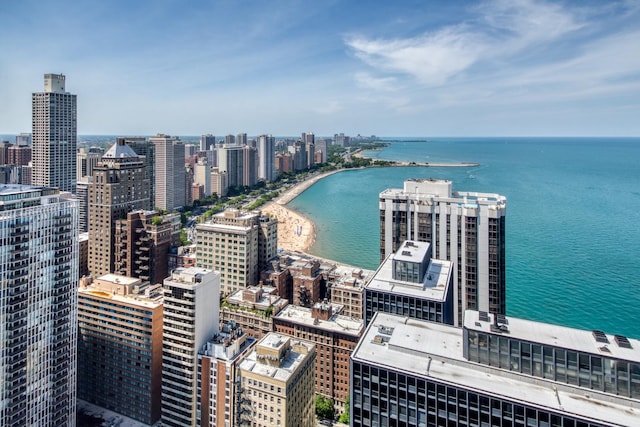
[274,304,363,336]
[226,286,288,310]
[353,312,640,426]
[464,310,640,363]
[239,333,314,383]
[78,287,162,309]
[393,240,430,263]
[365,254,452,302]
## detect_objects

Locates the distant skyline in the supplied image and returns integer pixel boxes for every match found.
[1,0,639,137]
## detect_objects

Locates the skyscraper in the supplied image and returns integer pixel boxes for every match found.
[32,73,77,193]
[218,145,244,188]
[200,134,216,151]
[77,274,163,425]
[88,139,149,277]
[0,185,78,426]
[162,267,220,427]
[257,134,276,182]
[380,178,506,325]
[150,134,185,211]
[76,146,103,179]
[242,145,258,187]
[120,137,155,210]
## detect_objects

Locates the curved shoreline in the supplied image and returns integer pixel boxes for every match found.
[261,170,342,253]
[262,157,478,253]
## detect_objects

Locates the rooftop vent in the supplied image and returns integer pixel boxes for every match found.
[614,335,632,349]
[592,330,609,344]
[496,314,509,325]
[478,311,490,322]
[372,335,390,345]
[378,325,395,336]
[401,250,412,256]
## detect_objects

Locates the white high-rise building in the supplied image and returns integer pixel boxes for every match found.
[150,134,185,211]
[161,267,220,427]
[0,185,79,426]
[257,134,276,182]
[32,73,77,193]
[380,178,507,325]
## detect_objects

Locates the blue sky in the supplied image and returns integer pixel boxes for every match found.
[1,0,639,136]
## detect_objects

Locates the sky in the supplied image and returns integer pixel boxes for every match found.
[1,0,639,137]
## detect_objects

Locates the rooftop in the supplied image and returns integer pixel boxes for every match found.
[274,304,363,336]
[102,139,140,159]
[239,333,314,383]
[464,310,640,363]
[353,312,640,426]
[365,253,452,302]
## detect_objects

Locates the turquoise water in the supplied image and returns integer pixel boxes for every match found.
[289,138,640,338]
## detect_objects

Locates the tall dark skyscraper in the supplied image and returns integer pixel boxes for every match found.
[32,74,77,193]
[380,178,506,325]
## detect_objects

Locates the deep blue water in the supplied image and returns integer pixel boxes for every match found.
[289,138,640,338]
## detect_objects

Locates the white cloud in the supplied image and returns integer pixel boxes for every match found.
[347,25,484,86]
[345,0,588,88]
[355,73,398,91]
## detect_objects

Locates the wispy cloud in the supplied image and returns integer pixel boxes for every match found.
[346,0,589,89]
[355,73,399,91]
[346,25,484,86]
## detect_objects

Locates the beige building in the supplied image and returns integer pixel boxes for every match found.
[327,266,373,320]
[196,209,277,296]
[88,139,149,277]
[77,274,163,425]
[238,333,316,427]
[221,285,289,339]
[210,167,228,197]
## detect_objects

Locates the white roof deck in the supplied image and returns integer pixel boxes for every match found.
[353,313,640,426]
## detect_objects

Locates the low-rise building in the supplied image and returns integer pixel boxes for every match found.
[327,266,373,320]
[273,302,364,410]
[221,285,288,339]
[238,333,316,427]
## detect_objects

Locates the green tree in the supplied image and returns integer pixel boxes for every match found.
[315,395,335,420]
[338,395,350,424]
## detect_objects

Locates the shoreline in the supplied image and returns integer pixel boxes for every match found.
[261,170,342,253]
[261,154,478,254]
[353,149,479,167]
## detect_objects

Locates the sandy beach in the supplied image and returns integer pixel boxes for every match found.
[261,170,340,252]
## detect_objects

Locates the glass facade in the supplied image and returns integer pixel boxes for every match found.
[364,290,453,326]
[351,360,608,427]
[465,330,640,399]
